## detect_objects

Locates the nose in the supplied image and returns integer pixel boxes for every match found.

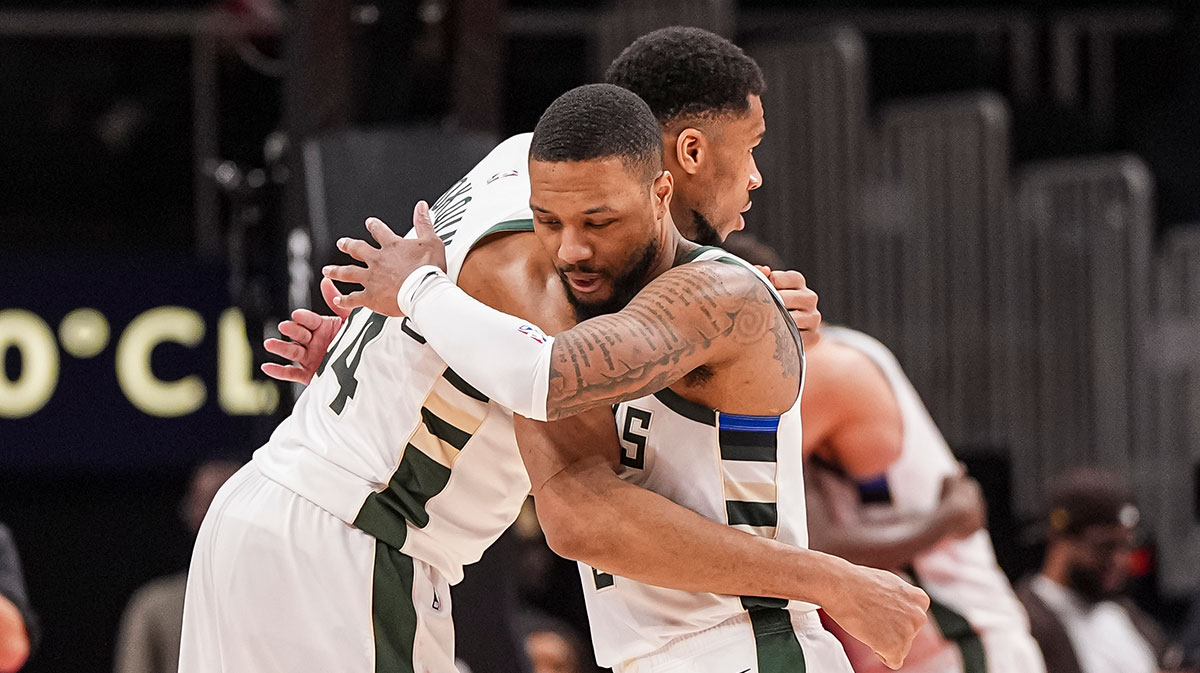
[748,155,763,191]
[557,226,593,266]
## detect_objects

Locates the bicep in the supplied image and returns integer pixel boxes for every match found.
[545,263,777,418]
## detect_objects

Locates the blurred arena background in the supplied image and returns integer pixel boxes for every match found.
[1,0,1199,671]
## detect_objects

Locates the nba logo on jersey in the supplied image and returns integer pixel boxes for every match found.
[518,324,547,343]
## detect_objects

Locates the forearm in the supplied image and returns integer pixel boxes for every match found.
[538,458,855,604]
[0,596,29,673]
[809,509,953,570]
[400,267,554,420]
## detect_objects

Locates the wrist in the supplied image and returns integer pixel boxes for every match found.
[397,265,448,317]
[789,547,855,608]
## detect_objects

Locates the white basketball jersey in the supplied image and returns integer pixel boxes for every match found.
[579,247,816,668]
[254,133,536,583]
[820,326,1032,637]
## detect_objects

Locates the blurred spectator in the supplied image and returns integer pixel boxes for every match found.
[1015,469,1177,673]
[0,523,35,673]
[519,612,587,673]
[113,460,241,673]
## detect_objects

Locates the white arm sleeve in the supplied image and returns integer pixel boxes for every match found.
[398,266,553,421]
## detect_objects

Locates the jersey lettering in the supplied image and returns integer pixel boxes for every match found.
[430,176,473,244]
[328,312,388,414]
[619,407,652,469]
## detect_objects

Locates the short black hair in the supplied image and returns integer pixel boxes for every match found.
[605,26,766,128]
[530,83,663,182]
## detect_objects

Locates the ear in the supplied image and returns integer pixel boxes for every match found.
[653,170,673,220]
[673,128,706,176]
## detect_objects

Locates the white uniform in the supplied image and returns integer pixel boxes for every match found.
[580,248,853,673]
[180,134,537,673]
[818,326,1046,673]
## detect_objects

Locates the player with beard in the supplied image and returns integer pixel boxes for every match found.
[183,86,926,673]
[1016,470,1171,673]
[263,27,818,387]
[322,84,928,672]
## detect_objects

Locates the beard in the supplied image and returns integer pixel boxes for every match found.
[1066,563,1116,604]
[688,209,724,247]
[559,237,660,321]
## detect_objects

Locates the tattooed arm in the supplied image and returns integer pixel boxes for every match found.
[544,261,797,418]
[394,259,799,421]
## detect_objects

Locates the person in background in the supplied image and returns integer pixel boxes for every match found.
[0,523,35,673]
[114,460,241,673]
[1016,469,1175,673]
[722,231,1046,673]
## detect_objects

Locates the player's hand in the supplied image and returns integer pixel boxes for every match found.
[823,564,930,670]
[261,277,348,385]
[323,201,448,317]
[937,469,987,539]
[756,266,821,348]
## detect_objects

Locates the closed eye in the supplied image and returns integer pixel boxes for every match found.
[586,219,617,229]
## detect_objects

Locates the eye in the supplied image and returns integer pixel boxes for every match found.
[585,219,616,229]
[536,217,561,229]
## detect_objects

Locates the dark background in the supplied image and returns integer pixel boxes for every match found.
[2,0,1199,671]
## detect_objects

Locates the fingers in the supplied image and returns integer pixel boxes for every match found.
[278,320,312,345]
[754,264,772,276]
[336,237,377,263]
[332,289,368,311]
[323,264,369,285]
[768,269,806,291]
[411,200,437,240]
[320,277,351,318]
[261,362,313,385]
[365,217,402,245]
[798,322,822,349]
[264,338,304,362]
[290,309,324,332]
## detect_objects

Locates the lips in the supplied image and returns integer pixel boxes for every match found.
[565,271,603,293]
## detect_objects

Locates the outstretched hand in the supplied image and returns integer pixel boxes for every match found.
[261,277,349,385]
[323,201,448,317]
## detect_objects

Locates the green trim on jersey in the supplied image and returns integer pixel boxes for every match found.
[472,217,535,247]
[443,368,489,403]
[680,244,724,264]
[371,541,418,673]
[748,607,807,673]
[652,388,716,426]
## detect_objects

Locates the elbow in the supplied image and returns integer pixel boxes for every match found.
[536,494,603,563]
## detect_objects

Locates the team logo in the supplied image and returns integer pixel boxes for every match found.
[517,324,547,344]
[487,170,519,184]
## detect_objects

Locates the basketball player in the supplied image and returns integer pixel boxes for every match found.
[320,84,926,673]
[182,70,925,673]
[800,327,1046,673]
[721,232,1046,673]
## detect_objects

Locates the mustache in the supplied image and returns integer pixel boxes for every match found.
[558,263,600,274]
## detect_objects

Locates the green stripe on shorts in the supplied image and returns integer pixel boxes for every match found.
[747,607,806,673]
[372,542,417,673]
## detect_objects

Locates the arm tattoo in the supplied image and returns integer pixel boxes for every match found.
[544,263,799,420]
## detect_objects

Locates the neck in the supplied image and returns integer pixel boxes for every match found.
[646,212,696,281]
